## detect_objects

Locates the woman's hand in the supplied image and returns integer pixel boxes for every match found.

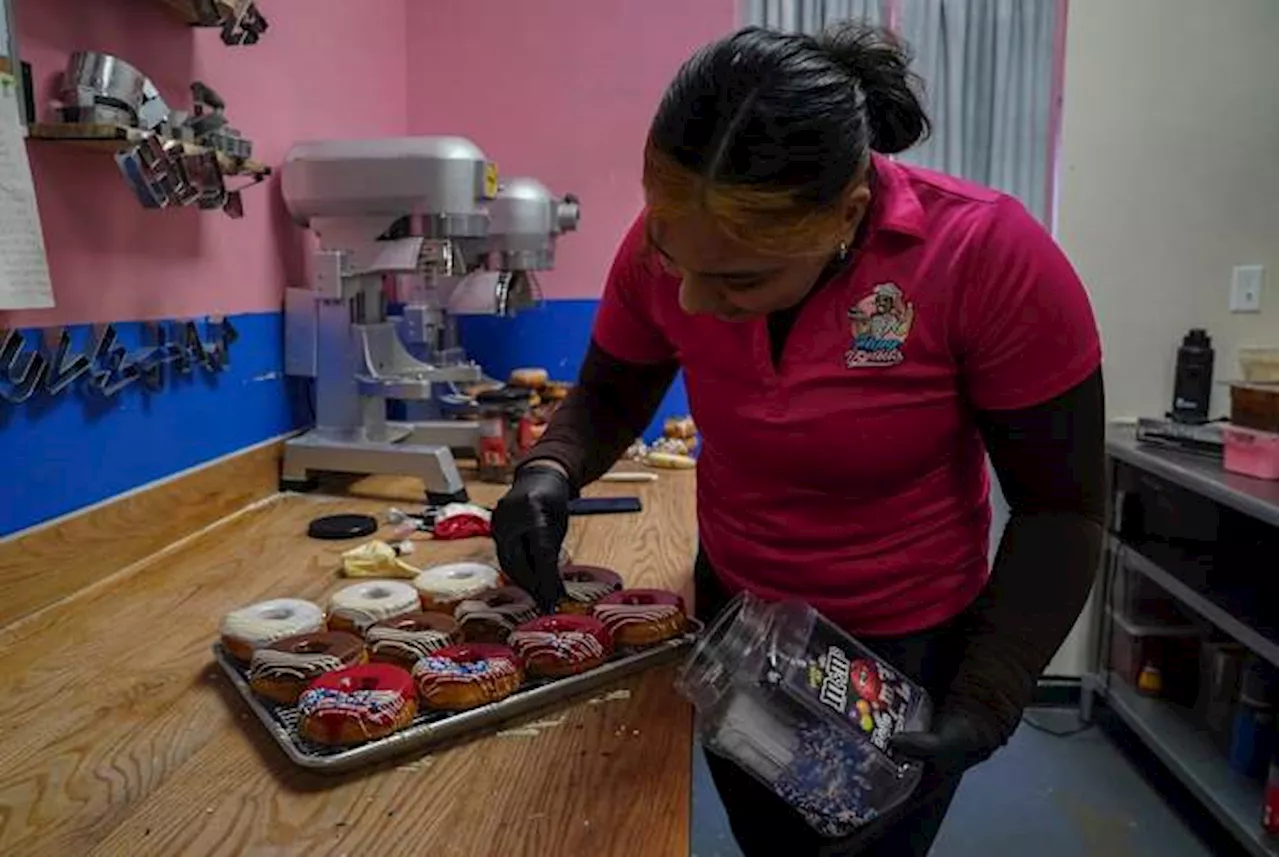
[492,462,573,613]
[890,704,1008,775]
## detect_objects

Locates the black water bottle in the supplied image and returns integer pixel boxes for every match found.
[1170,329,1214,424]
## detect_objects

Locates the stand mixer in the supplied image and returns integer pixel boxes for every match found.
[280,136,579,502]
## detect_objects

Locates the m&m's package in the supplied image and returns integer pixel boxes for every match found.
[676,593,931,838]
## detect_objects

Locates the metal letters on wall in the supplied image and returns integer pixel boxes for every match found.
[0,318,237,404]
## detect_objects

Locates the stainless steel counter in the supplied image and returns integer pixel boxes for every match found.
[1106,424,1278,526]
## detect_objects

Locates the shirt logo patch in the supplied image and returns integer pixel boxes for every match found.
[846,282,914,368]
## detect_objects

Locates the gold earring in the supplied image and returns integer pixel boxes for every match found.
[837,240,850,260]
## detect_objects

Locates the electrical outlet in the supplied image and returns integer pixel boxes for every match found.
[1230,265,1264,313]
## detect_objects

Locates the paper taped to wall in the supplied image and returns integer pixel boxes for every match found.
[0,71,54,310]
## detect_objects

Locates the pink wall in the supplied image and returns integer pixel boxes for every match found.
[2,0,739,327]
[1,0,408,328]
[406,0,737,300]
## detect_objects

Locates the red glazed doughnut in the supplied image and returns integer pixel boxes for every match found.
[557,565,624,614]
[592,589,688,647]
[510,614,613,678]
[297,663,417,746]
[412,643,524,711]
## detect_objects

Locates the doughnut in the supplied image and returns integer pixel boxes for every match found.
[412,643,523,711]
[663,416,697,439]
[327,580,419,633]
[592,589,688,647]
[366,611,460,670]
[297,663,417,746]
[644,450,697,470]
[510,614,613,678]
[248,631,366,705]
[542,381,571,401]
[413,562,501,613]
[454,586,539,643]
[508,367,549,389]
[653,435,697,456]
[219,598,325,662]
[557,565,624,614]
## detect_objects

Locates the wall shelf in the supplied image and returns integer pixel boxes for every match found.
[156,0,236,25]
[28,122,270,178]
[157,0,232,24]
[152,0,268,44]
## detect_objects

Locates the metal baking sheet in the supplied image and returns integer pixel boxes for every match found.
[214,620,701,773]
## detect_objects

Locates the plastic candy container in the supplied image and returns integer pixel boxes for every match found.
[675,592,931,838]
[474,387,534,484]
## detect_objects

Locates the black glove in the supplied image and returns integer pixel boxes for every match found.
[889,702,1009,775]
[492,463,572,613]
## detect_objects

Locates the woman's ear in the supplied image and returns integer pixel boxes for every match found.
[843,182,873,232]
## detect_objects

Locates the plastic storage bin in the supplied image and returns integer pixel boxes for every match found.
[1197,641,1247,752]
[675,593,930,838]
[1109,607,1202,704]
[474,387,534,483]
[1238,349,1279,384]
[1221,424,1279,481]
[1228,383,1279,433]
[1111,555,1192,626]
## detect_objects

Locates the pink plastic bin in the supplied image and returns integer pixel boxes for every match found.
[1221,424,1279,480]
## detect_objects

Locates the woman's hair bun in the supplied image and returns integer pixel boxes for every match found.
[815,21,930,154]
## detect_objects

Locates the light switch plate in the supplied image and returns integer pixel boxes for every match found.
[1230,265,1264,313]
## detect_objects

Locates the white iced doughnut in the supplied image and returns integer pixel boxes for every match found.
[327,580,419,632]
[219,598,324,661]
[413,562,501,608]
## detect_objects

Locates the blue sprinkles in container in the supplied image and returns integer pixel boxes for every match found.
[774,721,882,836]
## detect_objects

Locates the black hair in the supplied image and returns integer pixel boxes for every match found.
[647,23,930,207]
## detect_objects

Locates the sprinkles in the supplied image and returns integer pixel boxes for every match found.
[296,687,409,725]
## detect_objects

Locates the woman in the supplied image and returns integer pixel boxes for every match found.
[493,23,1104,857]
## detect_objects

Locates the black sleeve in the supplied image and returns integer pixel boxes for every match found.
[946,368,1106,740]
[522,339,679,489]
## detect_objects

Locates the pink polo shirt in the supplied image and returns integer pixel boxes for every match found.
[593,155,1102,636]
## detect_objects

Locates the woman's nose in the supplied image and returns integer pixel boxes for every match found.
[678,277,721,316]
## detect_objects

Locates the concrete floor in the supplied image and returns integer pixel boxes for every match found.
[690,709,1253,857]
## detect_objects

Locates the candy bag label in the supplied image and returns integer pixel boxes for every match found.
[779,622,918,752]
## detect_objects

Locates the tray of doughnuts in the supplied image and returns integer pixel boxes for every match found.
[214,568,700,772]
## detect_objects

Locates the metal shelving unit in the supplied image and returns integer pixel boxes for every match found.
[1084,426,1279,857]
[1102,674,1275,857]
[1118,542,1277,668]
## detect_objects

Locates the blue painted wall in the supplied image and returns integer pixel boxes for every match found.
[1,312,298,536]
[458,299,689,441]
[1,301,688,537]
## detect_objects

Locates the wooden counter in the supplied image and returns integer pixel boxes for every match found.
[0,468,698,856]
